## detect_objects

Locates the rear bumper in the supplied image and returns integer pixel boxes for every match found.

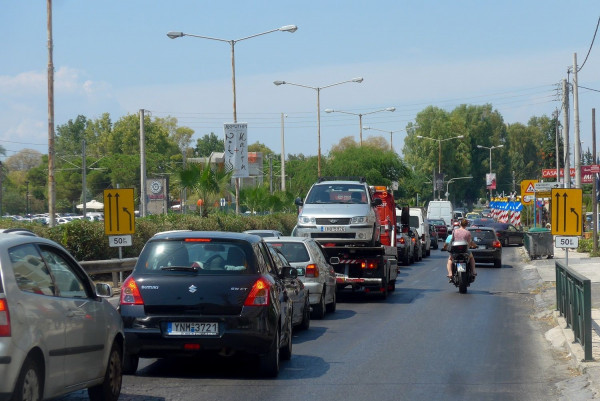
[471,249,501,264]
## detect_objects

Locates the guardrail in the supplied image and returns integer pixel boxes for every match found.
[80,258,138,289]
[555,260,593,361]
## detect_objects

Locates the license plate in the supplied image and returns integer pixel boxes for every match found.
[478,245,486,249]
[167,322,219,336]
[457,263,466,272]
[322,226,346,232]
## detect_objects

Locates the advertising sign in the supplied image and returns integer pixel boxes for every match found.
[542,165,600,184]
[224,123,249,178]
[486,173,496,190]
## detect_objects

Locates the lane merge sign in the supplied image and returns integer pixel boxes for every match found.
[550,188,583,236]
[104,188,135,235]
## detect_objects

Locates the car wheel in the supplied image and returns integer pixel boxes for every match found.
[12,356,43,401]
[494,258,502,268]
[280,318,293,361]
[426,245,431,257]
[259,329,280,378]
[88,342,123,401]
[299,295,311,330]
[311,290,326,319]
[403,249,410,266]
[122,352,139,375]
[326,289,336,313]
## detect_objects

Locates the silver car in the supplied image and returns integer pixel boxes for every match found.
[0,232,124,401]
[264,237,336,319]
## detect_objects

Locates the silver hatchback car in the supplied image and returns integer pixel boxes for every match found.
[0,232,124,401]
[264,237,336,319]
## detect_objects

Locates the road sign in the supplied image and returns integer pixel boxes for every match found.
[104,189,135,235]
[534,182,561,197]
[551,188,583,236]
[109,235,132,247]
[555,236,579,249]
[520,179,538,205]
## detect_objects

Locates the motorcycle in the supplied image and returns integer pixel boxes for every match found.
[447,240,474,294]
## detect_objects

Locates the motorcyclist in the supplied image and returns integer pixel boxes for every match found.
[444,219,477,280]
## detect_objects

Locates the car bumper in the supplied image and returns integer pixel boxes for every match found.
[121,305,278,358]
[302,282,324,305]
[0,339,25,397]
[295,226,374,243]
[471,249,501,264]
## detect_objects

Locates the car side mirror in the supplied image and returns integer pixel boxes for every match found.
[95,282,113,298]
[295,267,305,276]
[329,256,340,265]
[295,197,303,206]
[282,267,298,279]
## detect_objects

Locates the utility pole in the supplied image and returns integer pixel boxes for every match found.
[139,109,147,217]
[47,0,56,227]
[268,155,273,194]
[555,109,560,182]
[573,53,581,188]
[280,113,286,191]
[562,79,571,188]
[593,108,597,253]
[82,139,87,218]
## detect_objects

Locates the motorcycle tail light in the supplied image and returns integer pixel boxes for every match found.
[120,277,144,305]
[305,264,319,277]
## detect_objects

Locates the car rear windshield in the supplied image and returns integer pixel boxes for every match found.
[468,229,496,240]
[267,242,310,263]
[136,239,256,275]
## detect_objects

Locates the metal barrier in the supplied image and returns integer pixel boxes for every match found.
[555,260,593,361]
[80,258,138,289]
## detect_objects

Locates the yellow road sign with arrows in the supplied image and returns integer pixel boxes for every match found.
[103,189,136,235]
[551,188,582,236]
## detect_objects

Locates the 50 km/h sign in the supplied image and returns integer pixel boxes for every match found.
[104,189,135,235]
[551,188,583,236]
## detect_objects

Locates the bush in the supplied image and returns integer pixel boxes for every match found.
[0,213,298,261]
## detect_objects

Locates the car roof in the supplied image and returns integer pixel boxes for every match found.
[263,236,312,244]
[150,230,264,244]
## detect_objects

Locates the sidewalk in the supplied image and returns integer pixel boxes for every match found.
[524,243,600,394]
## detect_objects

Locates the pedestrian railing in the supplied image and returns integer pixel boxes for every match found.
[555,260,593,361]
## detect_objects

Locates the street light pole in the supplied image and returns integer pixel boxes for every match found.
[362,126,402,151]
[476,144,504,198]
[168,25,297,213]
[445,176,473,201]
[325,107,395,146]
[416,134,464,199]
[273,78,363,177]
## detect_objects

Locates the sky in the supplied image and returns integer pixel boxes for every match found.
[1,1,600,166]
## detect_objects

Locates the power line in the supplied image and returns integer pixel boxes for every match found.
[578,15,600,72]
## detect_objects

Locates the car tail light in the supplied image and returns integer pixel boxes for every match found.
[361,260,378,269]
[0,299,10,337]
[398,237,406,245]
[120,276,144,305]
[305,264,319,277]
[244,278,271,306]
[492,240,502,248]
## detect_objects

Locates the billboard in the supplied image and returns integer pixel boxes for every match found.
[224,123,249,178]
[486,173,497,190]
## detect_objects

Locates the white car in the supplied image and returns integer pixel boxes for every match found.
[264,237,337,319]
[0,232,124,400]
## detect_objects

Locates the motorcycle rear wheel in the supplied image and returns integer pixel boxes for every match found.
[458,271,468,294]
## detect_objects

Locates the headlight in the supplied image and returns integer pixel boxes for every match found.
[351,216,367,224]
[298,216,316,225]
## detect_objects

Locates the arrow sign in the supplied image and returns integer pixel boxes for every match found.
[104,189,136,235]
[551,188,582,236]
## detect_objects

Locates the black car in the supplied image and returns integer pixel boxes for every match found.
[119,231,296,378]
[467,227,502,268]
[488,223,525,246]
[471,218,496,227]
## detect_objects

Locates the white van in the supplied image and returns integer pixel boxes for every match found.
[426,201,454,228]
[409,207,430,257]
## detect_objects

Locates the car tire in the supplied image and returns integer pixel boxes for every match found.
[402,249,410,266]
[311,291,326,319]
[88,342,123,401]
[299,295,311,330]
[12,356,43,401]
[494,259,502,268]
[280,318,293,361]
[426,245,431,257]
[259,329,280,378]
[326,289,336,313]
[122,353,139,375]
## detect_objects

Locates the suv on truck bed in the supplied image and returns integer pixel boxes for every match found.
[294,178,382,246]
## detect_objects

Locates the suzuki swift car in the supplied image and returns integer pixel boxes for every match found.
[119,231,296,378]
[0,232,123,401]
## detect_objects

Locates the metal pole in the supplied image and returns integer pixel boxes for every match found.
[573,53,581,188]
[593,108,597,253]
[563,79,571,189]
[230,41,241,214]
[139,109,147,217]
[438,141,441,199]
[317,88,321,177]
[359,114,363,146]
[390,131,393,151]
[555,109,560,184]
[281,113,286,191]
[82,139,87,218]
[47,0,56,227]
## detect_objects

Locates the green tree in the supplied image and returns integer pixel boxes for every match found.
[178,162,233,215]
[195,133,224,157]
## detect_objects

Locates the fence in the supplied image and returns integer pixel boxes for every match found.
[555,260,593,361]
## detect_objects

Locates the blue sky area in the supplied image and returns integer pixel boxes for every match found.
[1,1,599,163]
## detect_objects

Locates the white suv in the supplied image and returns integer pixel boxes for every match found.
[0,232,124,401]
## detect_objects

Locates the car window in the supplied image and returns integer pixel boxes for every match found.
[138,240,253,274]
[9,243,54,296]
[269,242,310,263]
[468,229,497,240]
[267,246,288,273]
[409,216,419,227]
[39,245,88,298]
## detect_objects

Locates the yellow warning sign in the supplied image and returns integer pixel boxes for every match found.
[520,180,538,205]
[551,188,582,236]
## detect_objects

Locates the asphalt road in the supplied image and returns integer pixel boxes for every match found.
[55,246,575,401]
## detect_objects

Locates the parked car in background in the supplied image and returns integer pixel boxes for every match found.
[487,223,525,247]
[264,237,337,319]
[243,229,283,238]
[428,218,449,240]
[119,231,296,377]
[0,231,123,401]
[467,226,503,268]
[266,245,311,330]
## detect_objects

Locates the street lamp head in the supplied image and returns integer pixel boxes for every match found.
[496,144,504,149]
[324,109,334,113]
[457,135,464,139]
[167,31,184,39]
[363,126,371,130]
[278,25,298,33]
[477,145,484,149]
[386,107,396,112]
[273,80,286,86]
[352,77,364,83]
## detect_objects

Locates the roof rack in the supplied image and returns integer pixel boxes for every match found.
[317,176,366,183]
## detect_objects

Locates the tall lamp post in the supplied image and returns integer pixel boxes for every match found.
[416,134,464,199]
[477,144,504,198]
[273,78,363,177]
[167,25,297,213]
[445,176,473,201]
[325,107,395,146]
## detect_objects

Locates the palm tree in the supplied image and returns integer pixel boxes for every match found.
[178,161,233,215]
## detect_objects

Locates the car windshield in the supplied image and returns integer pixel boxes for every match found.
[306,184,366,204]
[429,220,445,226]
[267,242,310,263]
[137,239,255,274]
